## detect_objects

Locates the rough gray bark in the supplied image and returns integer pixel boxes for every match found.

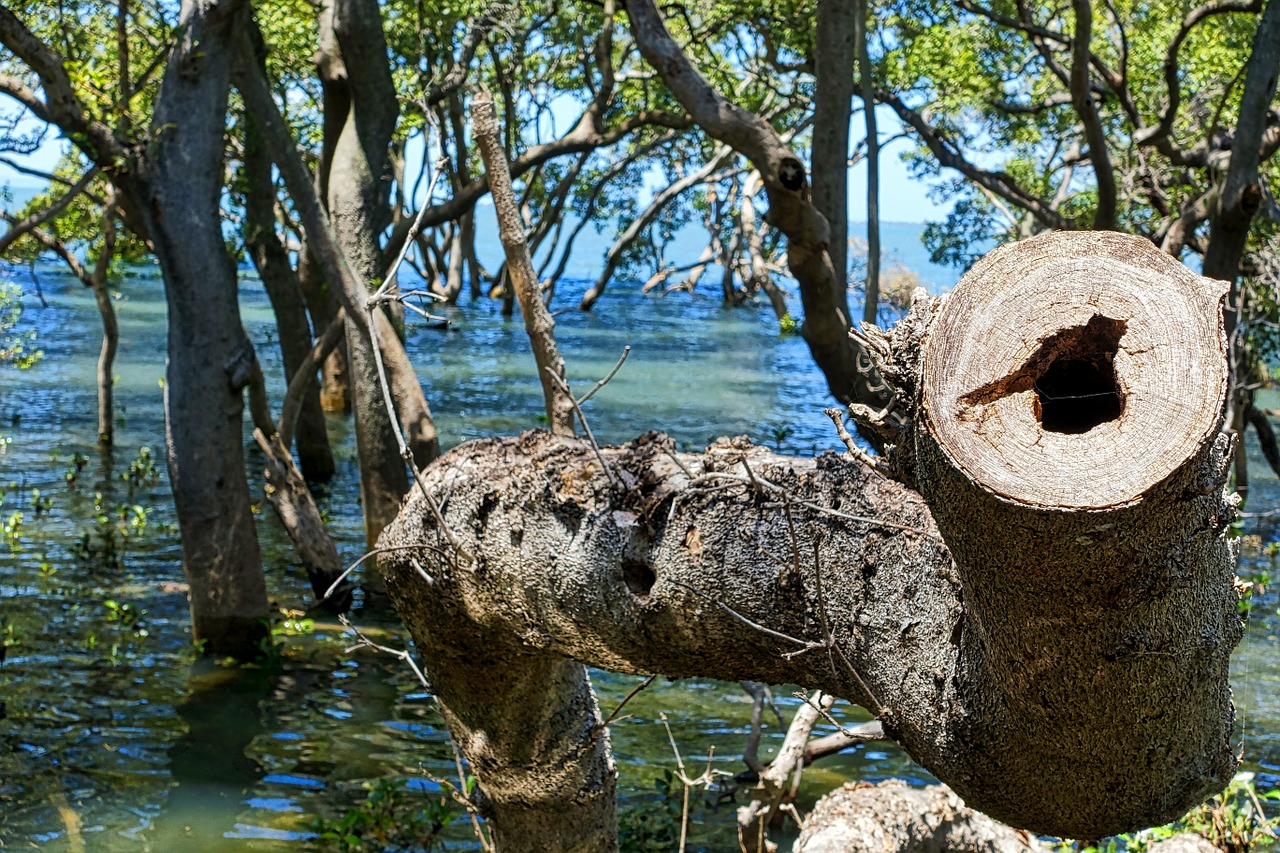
[318,0,411,549]
[148,0,269,657]
[379,231,1241,845]
[473,93,576,437]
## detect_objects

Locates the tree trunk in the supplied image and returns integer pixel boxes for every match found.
[854,0,881,325]
[318,0,412,549]
[1202,0,1280,287]
[378,231,1241,845]
[92,277,117,445]
[242,113,335,481]
[148,0,269,659]
[474,93,577,437]
[812,0,855,298]
[298,237,351,413]
[90,202,118,446]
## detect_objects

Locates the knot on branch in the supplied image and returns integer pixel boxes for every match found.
[777,156,806,191]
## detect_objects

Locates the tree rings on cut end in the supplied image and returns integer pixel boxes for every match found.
[921,231,1229,510]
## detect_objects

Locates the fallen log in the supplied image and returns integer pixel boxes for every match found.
[378,231,1242,849]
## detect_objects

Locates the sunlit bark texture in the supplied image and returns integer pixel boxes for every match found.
[380,231,1241,847]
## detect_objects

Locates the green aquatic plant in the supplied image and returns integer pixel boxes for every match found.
[122,446,160,491]
[0,281,41,369]
[306,777,458,852]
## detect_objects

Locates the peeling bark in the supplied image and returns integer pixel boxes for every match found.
[380,231,1242,845]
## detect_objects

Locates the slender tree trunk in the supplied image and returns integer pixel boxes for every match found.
[317,0,412,548]
[474,93,576,436]
[298,238,351,413]
[740,174,790,323]
[147,0,268,659]
[91,202,118,446]
[242,114,335,481]
[855,0,881,325]
[812,0,856,300]
[92,281,117,445]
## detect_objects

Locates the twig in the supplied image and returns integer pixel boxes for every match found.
[792,691,881,742]
[824,407,892,478]
[810,530,886,717]
[381,155,450,290]
[339,614,431,689]
[683,471,936,537]
[322,544,449,603]
[545,367,620,488]
[576,345,631,405]
[604,674,657,727]
[366,304,472,562]
[665,578,825,653]
[451,745,493,851]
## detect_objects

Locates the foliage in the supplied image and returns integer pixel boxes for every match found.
[618,769,684,853]
[305,777,459,852]
[71,491,151,569]
[121,446,160,491]
[0,282,40,368]
[1116,774,1280,853]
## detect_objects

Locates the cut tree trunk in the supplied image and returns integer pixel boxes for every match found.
[378,231,1241,846]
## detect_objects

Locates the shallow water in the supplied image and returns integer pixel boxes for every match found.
[1,262,1277,850]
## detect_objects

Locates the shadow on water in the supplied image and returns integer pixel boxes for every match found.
[149,663,272,850]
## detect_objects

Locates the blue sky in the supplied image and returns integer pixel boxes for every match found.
[0,106,948,224]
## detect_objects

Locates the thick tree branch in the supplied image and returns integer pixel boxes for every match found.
[0,165,100,255]
[626,0,892,416]
[0,7,131,171]
[1137,0,1264,153]
[879,91,1073,232]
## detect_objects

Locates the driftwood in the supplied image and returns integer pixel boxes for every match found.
[796,781,1036,853]
[377,231,1242,849]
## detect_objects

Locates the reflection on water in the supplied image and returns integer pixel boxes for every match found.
[0,263,1277,849]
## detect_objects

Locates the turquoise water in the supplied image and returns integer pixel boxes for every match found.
[0,255,1277,850]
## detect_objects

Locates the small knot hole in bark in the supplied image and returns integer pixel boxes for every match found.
[622,559,656,597]
[1032,315,1127,434]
